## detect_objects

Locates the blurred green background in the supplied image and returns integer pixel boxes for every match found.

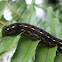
[0,0,62,62]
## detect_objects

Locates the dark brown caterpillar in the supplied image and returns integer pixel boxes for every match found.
[4,23,62,52]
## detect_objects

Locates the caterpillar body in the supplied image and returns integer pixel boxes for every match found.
[4,23,62,52]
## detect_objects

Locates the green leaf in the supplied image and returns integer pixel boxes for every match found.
[55,53,62,62]
[35,43,57,62]
[0,15,7,22]
[19,6,37,26]
[9,1,27,21]
[0,32,21,55]
[11,36,40,62]
[32,0,35,4]
[45,7,61,39]
[37,19,44,28]
[7,0,12,3]
[0,1,7,18]
[0,24,4,29]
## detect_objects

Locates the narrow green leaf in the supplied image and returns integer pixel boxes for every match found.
[55,53,62,62]
[11,36,40,62]
[35,43,57,62]
[0,1,7,18]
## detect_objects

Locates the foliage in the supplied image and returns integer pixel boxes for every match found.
[0,0,62,62]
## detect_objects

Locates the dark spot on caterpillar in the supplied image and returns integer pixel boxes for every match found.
[5,23,62,52]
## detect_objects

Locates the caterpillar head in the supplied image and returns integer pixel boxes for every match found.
[5,24,21,36]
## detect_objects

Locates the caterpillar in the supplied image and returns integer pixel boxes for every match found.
[4,23,62,52]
